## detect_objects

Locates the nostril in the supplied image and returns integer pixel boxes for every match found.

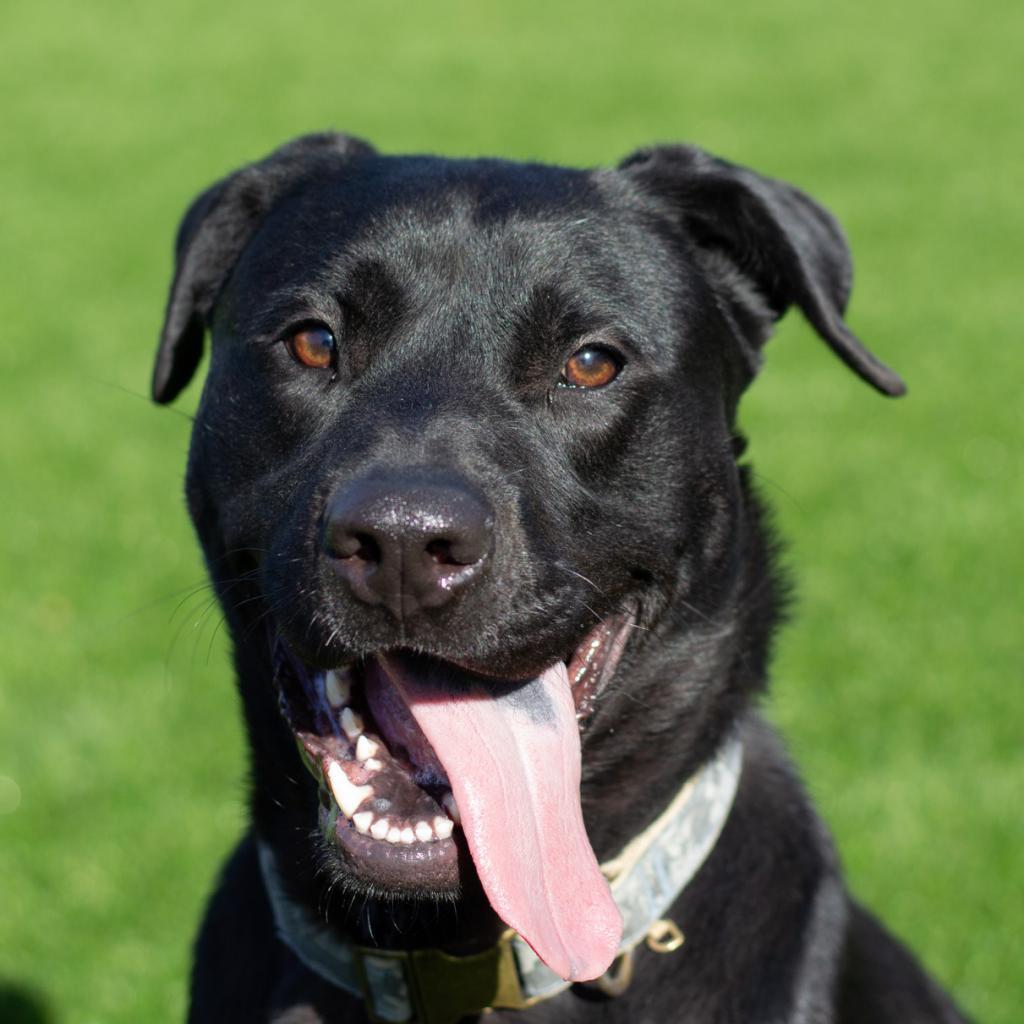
[328,530,382,564]
[352,533,381,564]
[425,538,460,566]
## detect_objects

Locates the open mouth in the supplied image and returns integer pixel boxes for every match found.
[271,614,632,981]
[274,647,462,889]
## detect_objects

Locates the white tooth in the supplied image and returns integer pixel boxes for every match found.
[353,811,373,835]
[364,758,383,771]
[370,818,390,840]
[326,762,372,818]
[386,826,403,844]
[415,821,434,843]
[324,670,349,708]
[433,816,454,839]
[442,792,462,825]
[356,735,379,761]
[400,827,416,845]
[341,707,364,741]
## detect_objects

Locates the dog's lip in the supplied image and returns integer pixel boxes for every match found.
[270,613,633,891]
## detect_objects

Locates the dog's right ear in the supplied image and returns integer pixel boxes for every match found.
[152,132,376,404]
[617,144,905,399]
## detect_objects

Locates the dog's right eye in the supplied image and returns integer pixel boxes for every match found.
[285,326,336,370]
[560,344,623,390]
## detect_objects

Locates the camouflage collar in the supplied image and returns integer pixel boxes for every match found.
[258,733,743,1024]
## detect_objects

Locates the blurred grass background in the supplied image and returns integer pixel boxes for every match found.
[1,0,1020,1020]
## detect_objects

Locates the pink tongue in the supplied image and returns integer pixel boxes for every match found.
[378,656,622,982]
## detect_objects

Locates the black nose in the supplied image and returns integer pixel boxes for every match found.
[322,472,494,619]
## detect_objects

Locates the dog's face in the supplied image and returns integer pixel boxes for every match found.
[154,134,902,980]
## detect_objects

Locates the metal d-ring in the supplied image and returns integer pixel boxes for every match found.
[646,919,685,954]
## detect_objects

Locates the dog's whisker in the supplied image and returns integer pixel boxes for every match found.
[167,583,218,622]
[672,593,727,630]
[166,566,264,630]
[163,591,222,670]
[112,577,214,626]
[198,610,231,667]
[749,468,804,515]
[554,563,606,595]
[595,677,654,710]
[89,375,197,424]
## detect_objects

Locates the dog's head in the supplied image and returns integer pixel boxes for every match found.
[154,134,901,980]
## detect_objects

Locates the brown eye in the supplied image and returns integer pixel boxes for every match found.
[561,345,623,389]
[286,326,336,369]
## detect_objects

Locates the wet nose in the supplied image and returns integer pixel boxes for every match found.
[322,472,493,619]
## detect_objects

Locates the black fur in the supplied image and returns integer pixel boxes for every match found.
[154,134,965,1022]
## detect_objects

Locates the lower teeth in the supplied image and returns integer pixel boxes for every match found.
[307,673,458,847]
[324,753,455,845]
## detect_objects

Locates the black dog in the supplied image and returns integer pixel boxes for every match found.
[153,134,967,1022]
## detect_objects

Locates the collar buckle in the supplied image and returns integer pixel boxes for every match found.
[353,930,536,1024]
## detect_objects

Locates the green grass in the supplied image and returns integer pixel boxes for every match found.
[1,0,1020,1020]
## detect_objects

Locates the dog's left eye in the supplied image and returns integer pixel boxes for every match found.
[286,326,336,370]
[560,345,623,390]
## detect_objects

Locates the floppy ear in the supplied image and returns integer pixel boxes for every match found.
[618,145,905,397]
[152,132,376,403]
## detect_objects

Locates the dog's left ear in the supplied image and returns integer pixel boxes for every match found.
[153,132,376,404]
[618,144,905,397]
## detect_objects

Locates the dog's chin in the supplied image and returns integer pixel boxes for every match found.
[270,616,631,899]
